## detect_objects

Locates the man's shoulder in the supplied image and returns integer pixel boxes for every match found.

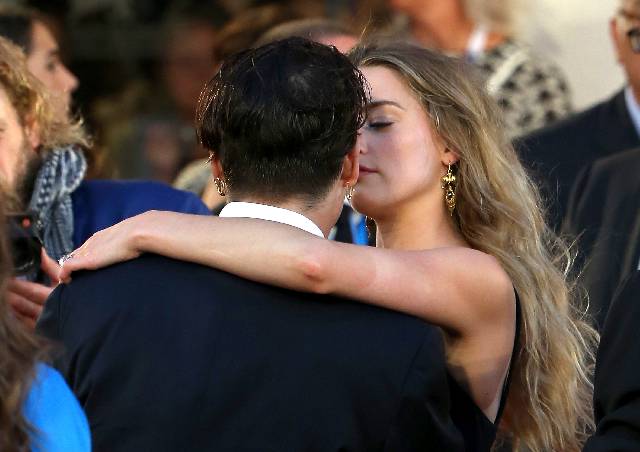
[55,253,437,338]
[59,253,223,303]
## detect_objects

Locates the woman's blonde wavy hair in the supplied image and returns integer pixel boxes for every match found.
[350,41,598,451]
[0,36,88,152]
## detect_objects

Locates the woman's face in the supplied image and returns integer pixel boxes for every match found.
[353,65,451,218]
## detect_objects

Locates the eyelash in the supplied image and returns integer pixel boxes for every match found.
[368,121,393,129]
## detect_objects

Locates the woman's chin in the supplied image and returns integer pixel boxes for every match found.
[351,195,384,220]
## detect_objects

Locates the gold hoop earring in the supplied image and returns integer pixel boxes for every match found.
[441,163,457,215]
[213,177,227,197]
[345,183,355,202]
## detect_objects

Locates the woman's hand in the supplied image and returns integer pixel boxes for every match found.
[58,213,150,282]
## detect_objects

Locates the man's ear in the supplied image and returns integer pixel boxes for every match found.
[611,18,623,64]
[209,152,224,179]
[340,147,359,186]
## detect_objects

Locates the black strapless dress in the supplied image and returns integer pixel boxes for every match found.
[448,293,521,451]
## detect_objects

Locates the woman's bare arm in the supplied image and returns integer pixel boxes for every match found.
[60,210,514,334]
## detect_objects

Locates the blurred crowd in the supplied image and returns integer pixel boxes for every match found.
[4,0,577,186]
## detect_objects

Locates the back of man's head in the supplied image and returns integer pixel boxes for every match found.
[196,37,367,204]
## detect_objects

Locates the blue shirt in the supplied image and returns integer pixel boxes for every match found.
[71,180,211,247]
[24,364,91,452]
[624,86,640,140]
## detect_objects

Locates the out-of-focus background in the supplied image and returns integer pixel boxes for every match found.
[523,0,621,109]
[1,0,624,182]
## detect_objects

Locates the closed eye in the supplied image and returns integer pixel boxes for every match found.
[368,121,393,129]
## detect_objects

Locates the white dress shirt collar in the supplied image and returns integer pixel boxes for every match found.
[219,201,324,238]
[624,86,640,140]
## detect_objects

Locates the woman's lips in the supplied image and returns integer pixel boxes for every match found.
[359,165,377,174]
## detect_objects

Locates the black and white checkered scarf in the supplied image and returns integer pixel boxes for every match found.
[28,146,87,261]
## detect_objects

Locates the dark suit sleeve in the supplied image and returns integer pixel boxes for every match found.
[37,284,65,344]
[383,327,463,451]
[583,272,640,451]
[36,284,75,382]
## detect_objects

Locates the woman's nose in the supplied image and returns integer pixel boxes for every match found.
[60,64,78,93]
[356,130,367,154]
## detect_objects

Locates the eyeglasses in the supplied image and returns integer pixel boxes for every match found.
[619,8,640,22]
[629,27,640,53]
[618,9,640,53]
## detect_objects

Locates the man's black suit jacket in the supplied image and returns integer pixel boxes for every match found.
[37,254,462,452]
[562,147,640,328]
[583,272,640,451]
[517,89,639,229]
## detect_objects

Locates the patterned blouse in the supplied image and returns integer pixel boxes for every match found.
[474,39,572,138]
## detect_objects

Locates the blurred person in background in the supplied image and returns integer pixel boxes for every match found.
[0,35,210,328]
[387,0,572,138]
[0,5,108,178]
[0,4,77,115]
[519,0,640,230]
[104,13,218,182]
[562,146,640,328]
[583,271,640,451]
[0,196,90,451]
[255,17,359,51]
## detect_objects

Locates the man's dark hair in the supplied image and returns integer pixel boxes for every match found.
[196,37,368,202]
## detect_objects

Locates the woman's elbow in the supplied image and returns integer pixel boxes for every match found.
[295,242,333,294]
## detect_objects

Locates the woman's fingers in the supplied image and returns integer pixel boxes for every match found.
[7,278,54,307]
[58,247,89,282]
[57,216,145,282]
[6,280,46,323]
[12,310,36,330]
[40,248,61,282]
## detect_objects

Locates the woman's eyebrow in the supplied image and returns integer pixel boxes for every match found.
[367,100,405,111]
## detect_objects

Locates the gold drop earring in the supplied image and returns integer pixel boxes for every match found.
[440,163,457,215]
